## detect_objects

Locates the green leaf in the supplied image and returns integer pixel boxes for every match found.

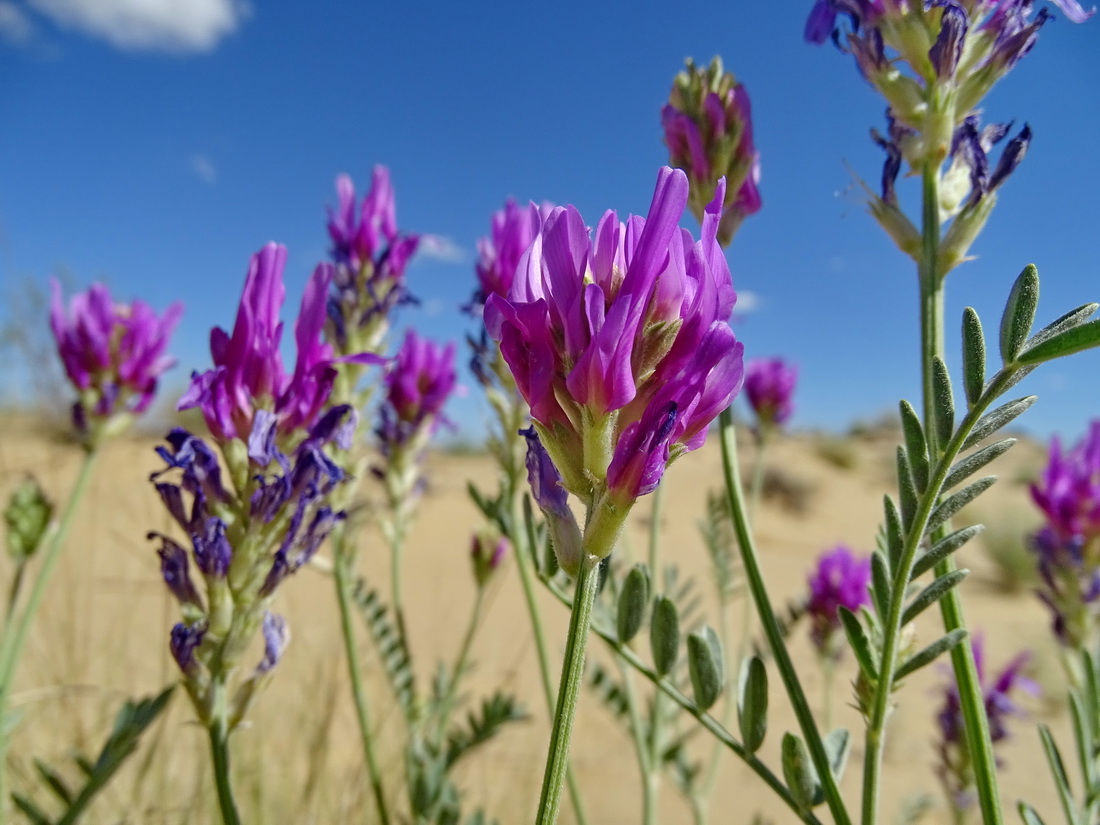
[1069,692,1092,787]
[1037,724,1076,824]
[353,578,416,714]
[883,496,904,571]
[11,794,52,825]
[687,626,724,712]
[901,569,968,626]
[899,401,929,492]
[650,595,680,677]
[616,565,650,644]
[927,476,997,534]
[1016,802,1047,825]
[896,447,918,531]
[961,307,987,409]
[1000,263,1040,364]
[912,525,984,578]
[781,733,817,815]
[932,357,955,449]
[869,552,891,621]
[588,663,631,725]
[943,439,1016,491]
[35,759,73,806]
[962,397,1036,451]
[445,692,528,768]
[895,629,967,681]
[837,606,877,680]
[1026,302,1099,349]
[737,656,768,755]
[1017,318,1100,365]
[823,728,851,783]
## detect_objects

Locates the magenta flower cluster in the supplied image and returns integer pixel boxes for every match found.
[49,279,182,434]
[484,166,744,510]
[471,199,554,310]
[662,57,761,247]
[744,357,798,429]
[326,168,421,353]
[806,545,872,655]
[376,329,457,454]
[1029,421,1100,646]
[179,243,379,443]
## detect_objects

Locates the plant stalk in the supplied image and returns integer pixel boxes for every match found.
[208,715,243,825]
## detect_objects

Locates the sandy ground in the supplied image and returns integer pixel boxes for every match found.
[0,415,1076,824]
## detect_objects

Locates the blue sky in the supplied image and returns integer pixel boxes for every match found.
[1,1,1097,442]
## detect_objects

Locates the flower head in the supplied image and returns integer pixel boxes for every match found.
[376,330,457,455]
[485,167,744,558]
[49,279,182,441]
[1029,421,1100,647]
[744,357,798,429]
[935,636,1037,814]
[663,57,761,246]
[326,168,420,355]
[179,243,378,447]
[806,545,872,656]
[470,199,554,311]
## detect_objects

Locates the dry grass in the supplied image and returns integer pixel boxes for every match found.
[0,416,1076,823]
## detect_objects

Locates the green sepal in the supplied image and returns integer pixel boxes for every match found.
[687,626,725,711]
[901,569,968,626]
[961,307,987,408]
[961,396,1036,451]
[895,629,967,681]
[943,439,1015,491]
[1017,318,1100,365]
[781,732,817,815]
[896,447,918,531]
[932,357,955,449]
[999,263,1040,364]
[899,401,929,493]
[616,564,650,644]
[837,606,877,680]
[912,525,984,578]
[823,728,852,784]
[737,656,769,755]
[927,476,997,534]
[650,595,680,677]
[869,551,891,621]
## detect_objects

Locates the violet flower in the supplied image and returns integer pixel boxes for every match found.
[376,329,457,456]
[485,167,744,564]
[1029,421,1100,648]
[662,57,761,247]
[935,636,1036,816]
[470,198,554,312]
[49,279,182,443]
[471,531,508,588]
[326,168,421,355]
[178,243,379,448]
[806,545,872,657]
[744,357,798,430]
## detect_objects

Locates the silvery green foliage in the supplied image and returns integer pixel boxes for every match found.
[11,687,173,825]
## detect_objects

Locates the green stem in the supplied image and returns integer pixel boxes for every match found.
[644,482,665,825]
[0,448,99,820]
[718,411,853,825]
[917,164,1004,825]
[738,432,769,668]
[208,715,242,825]
[435,588,484,741]
[515,498,591,825]
[534,553,601,825]
[332,528,392,825]
[614,656,656,824]
[647,483,664,579]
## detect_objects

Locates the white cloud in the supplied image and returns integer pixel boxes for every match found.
[736,289,760,314]
[0,2,34,43]
[189,153,217,184]
[419,235,468,264]
[26,0,249,52]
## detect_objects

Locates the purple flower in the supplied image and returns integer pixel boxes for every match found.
[326,168,420,353]
[804,0,885,45]
[1029,421,1100,647]
[179,243,379,444]
[375,330,457,454]
[170,622,206,676]
[744,357,798,429]
[471,532,508,587]
[471,199,553,311]
[663,58,762,246]
[484,166,744,517]
[49,279,182,434]
[935,636,1037,813]
[806,545,872,655]
[256,612,289,676]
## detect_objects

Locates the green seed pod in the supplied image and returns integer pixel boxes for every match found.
[650,595,680,677]
[5,477,53,562]
[737,656,768,754]
[616,565,650,644]
[687,626,724,711]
